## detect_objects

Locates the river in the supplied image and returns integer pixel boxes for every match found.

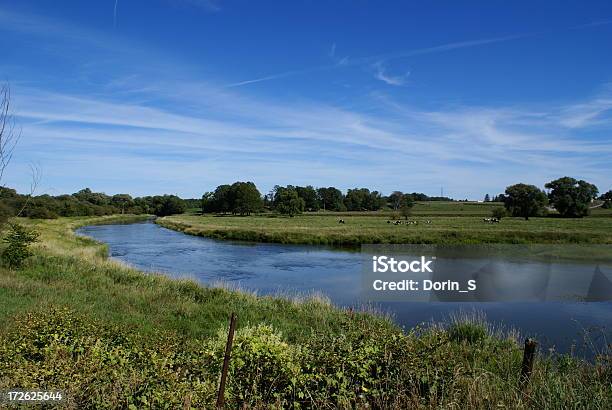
[77,221,612,356]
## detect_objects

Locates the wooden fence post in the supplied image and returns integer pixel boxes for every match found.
[520,338,537,389]
[216,312,237,409]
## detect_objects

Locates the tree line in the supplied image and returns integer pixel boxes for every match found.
[0,187,187,221]
[200,178,611,219]
[201,182,452,216]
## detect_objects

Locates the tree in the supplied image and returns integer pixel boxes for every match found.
[599,190,612,209]
[295,186,320,211]
[2,223,39,268]
[503,183,548,220]
[274,186,305,217]
[0,84,19,186]
[316,187,344,211]
[152,195,186,216]
[545,177,598,218]
[111,194,134,214]
[206,184,232,213]
[388,191,403,210]
[230,181,262,215]
[399,194,414,220]
[344,188,384,211]
[484,194,490,202]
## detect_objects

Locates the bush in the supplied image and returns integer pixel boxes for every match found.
[1,223,39,268]
[205,324,302,406]
[491,207,507,219]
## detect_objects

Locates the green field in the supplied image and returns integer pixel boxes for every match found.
[159,204,612,246]
[0,215,610,408]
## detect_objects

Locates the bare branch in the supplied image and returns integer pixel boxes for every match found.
[0,83,21,184]
[16,163,42,217]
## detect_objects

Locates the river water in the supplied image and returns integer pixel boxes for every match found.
[77,221,612,356]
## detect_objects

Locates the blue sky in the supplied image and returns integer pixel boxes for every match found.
[1,0,611,199]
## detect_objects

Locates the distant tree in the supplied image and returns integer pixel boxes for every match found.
[201,192,214,213]
[388,191,403,210]
[213,184,232,213]
[493,194,506,203]
[153,195,186,217]
[366,190,385,211]
[230,181,262,215]
[111,194,134,214]
[295,185,320,211]
[504,183,548,220]
[274,186,305,217]
[599,190,612,202]
[545,177,598,218]
[344,188,384,211]
[484,194,490,202]
[410,192,428,201]
[316,187,344,211]
[399,194,414,220]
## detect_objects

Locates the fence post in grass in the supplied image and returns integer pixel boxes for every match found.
[216,312,237,409]
[520,338,537,389]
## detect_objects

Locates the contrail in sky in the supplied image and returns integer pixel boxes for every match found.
[226,18,612,88]
[113,0,118,28]
[225,34,525,88]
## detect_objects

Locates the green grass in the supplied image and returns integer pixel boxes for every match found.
[0,215,610,408]
[158,211,612,246]
[0,215,362,342]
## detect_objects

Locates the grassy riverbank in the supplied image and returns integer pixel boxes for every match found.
[1,216,610,408]
[158,210,612,246]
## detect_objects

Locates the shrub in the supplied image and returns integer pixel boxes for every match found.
[491,207,507,219]
[2,223,39,268]
[204,324,302,407]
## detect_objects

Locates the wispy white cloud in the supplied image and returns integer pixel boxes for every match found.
[373,62,410,86]
[227,34,526,88]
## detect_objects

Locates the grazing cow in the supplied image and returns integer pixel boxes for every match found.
[387,220,391,224]
[338,219,345,224]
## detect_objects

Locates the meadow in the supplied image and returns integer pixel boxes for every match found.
[0,215,610,408]
[159,201,612,246]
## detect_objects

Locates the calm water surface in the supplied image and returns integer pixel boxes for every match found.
[77,222,612,356]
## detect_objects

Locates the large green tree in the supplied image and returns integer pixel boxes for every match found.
[503,183,548,220]
[230,181,263,216]
[545,177,598,218]
[111,194,134,214]
[316,187,344,211]
[273,186,305,217]
[344,188,384,211]
[295,186,320,211]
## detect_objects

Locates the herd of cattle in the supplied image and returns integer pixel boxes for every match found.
[336,218,502,224]
[387,220,432,225]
